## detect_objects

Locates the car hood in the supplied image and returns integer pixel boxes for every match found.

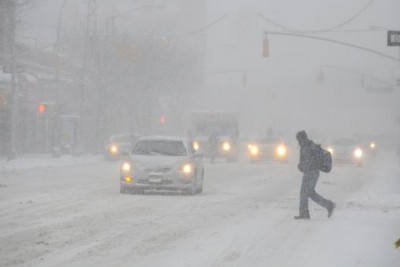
[129,155,188,170]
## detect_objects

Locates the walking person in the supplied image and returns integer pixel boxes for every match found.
[295,130,336,220]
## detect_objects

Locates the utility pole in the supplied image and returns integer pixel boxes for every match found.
[6,0,17,160]
[78,0,97,154]
[52,0,68,155]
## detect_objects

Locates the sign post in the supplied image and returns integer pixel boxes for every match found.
[387,31,400,47]
[387,31,400,88]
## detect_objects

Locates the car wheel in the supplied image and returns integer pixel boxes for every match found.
[131,187,143,195]
[197,169,204,194]
[186,180,198,195]
[188,185,197,195]
[120,185,129,194]
[197,183,203,194]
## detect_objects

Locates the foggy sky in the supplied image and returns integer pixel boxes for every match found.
[18,0,400,140]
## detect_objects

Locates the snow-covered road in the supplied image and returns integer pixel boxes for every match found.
[1,153,399,267]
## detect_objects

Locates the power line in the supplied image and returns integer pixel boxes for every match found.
[174,13,230,38]
[265,30,399,62]
[255,0,375,34]
[321,64,392,86]
[174,0,376,37]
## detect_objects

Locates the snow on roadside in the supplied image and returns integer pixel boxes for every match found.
[345,152,400,212]
[0,154,104,174]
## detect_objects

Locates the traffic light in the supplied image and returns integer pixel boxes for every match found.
[159,115,166,124]
[116,39,135,64]
[37,102,56,115]
[38,103,46,114]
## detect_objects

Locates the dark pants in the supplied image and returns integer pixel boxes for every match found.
[299,170,333,217]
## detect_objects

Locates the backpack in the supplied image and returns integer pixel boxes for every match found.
[312,144,332,173]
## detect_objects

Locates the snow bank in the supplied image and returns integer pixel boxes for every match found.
[0,154,103,174]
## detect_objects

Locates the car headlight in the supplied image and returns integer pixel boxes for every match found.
[110,145,118,154]
[370,142,376,149]
[121,162,131,172]
[327,147,334,155]
[250,145,259,155]
[181,163,193,174]
[276,145,287,157]
[354,148,363,158]
[222,142,231,151]
[193,141,200,151]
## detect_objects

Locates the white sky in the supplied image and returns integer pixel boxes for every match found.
[17,0,400,138]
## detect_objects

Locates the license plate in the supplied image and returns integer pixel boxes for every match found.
[149,177,162,183]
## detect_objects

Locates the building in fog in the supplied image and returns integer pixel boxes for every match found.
[0,0,207,156]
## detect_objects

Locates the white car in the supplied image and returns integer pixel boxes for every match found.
[247,137,289,163]
[120,136,204,195]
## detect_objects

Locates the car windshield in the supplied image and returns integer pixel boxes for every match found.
[194,121,238,137]
[132,140,188,156]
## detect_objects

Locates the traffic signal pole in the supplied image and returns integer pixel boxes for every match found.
[6,1,17,160]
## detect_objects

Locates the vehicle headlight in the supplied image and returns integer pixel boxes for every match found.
[370,142,376,149]
[354,148,363,158]
[250,145,259,155]
[223,142,231,151]
[193,141,200,151]
[182,163,193,174]
[276,145,287,157]
[327,147,334,155]
[122,162,131,172]
[110,145,118,154]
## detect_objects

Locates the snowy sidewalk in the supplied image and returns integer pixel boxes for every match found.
[0,154,104,174]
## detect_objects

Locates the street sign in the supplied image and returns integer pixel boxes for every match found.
[2,65,25,74]
[387,31,400,46]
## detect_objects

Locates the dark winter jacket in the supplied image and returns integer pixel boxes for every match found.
[298,139,319,173]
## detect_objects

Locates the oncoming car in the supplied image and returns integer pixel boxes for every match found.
[104,133,140,160]
[189,111,239,162]
[247,137,289,163]
[326,138,364,167]
[366,140,377,156]
[120,136,204,195]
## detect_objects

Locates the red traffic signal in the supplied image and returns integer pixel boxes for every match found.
[38,104,46,114]
[37,102,56,114]
[160,115,166,124]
